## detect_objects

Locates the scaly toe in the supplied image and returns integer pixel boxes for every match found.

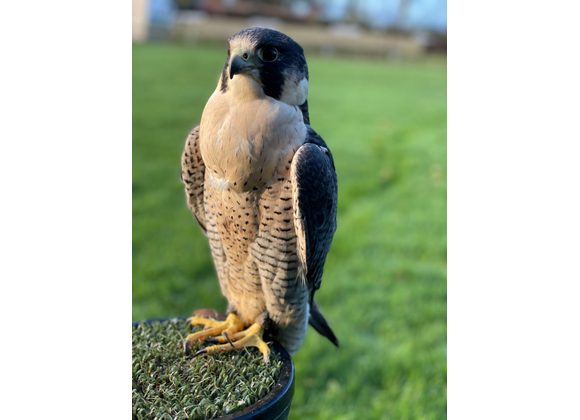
[184,313,245,352]
[192,323,271,363]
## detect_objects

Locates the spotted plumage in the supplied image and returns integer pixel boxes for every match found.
[181,27,337,355]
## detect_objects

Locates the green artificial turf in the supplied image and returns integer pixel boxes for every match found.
[132,319,283,419]
[133,43,446,419]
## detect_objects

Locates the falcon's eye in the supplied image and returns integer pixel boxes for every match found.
[257,47,279,62]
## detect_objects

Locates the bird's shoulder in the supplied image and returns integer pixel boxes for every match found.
[298,125,336,171]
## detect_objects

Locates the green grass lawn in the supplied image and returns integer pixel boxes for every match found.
[133,43,446,419]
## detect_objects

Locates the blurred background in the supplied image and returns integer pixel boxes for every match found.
[133,0,446,57]
[133,0,446,418]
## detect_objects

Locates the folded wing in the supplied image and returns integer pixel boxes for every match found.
[181,126,207,233]
[291,128,339,346]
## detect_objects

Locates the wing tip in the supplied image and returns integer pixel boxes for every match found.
[309,303,340,348]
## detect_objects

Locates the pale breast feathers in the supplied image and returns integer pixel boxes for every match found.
[199,79,306,192]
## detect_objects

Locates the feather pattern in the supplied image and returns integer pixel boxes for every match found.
[181,126,207,233]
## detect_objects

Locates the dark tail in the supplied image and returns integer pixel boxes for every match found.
[309,301,339,347]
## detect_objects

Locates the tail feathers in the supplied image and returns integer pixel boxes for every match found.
[309,301,339,347]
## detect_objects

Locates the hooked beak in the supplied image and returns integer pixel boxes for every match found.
[229,54,256,80]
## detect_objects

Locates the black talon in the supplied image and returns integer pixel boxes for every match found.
[183,341,192,355]
[223,332,235,348]
[192,348,208,358]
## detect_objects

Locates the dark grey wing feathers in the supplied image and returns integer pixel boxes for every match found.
[292,127,337,295]
[181,126,207,234]
[291,127,338,346]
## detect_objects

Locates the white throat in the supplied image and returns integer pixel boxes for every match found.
[280,76,308,106]
[229,73,264,100]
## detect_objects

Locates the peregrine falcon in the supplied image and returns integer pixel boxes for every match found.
[181,27,338,362]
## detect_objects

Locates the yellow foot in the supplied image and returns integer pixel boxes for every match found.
[184,313,271,363]
[184,312,244,348]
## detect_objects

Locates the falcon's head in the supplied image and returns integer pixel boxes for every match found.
[220,27,309,120]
